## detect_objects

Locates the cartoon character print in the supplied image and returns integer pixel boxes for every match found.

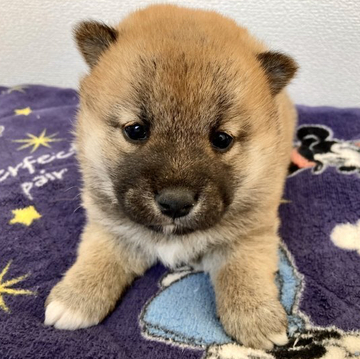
[289,125,360,176]
[140,246,360,359]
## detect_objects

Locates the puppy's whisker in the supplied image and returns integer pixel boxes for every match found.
[64,186,79,192]
[73,205,82,214]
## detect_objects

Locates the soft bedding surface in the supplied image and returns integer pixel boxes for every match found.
[1,85,360,359]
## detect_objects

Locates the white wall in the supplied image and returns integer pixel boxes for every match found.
[0,0,359,107]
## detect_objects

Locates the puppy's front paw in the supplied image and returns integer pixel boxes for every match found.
[220,299,288,350]
[44,280,112,330]
[45,301,96,330]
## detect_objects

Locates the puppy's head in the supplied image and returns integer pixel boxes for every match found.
[75,5,297,236]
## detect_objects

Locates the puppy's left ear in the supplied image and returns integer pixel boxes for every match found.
[74,21,118,68]
[257,52,298,96]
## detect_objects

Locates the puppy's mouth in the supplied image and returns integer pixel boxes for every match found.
[147,224,196,236]
[119,185,228,236]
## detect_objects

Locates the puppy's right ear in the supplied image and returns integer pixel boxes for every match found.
[74,21,118,68]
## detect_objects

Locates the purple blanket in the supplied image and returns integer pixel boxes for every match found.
[1,85,360,359]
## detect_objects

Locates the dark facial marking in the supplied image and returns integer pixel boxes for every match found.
[109,141,236,234]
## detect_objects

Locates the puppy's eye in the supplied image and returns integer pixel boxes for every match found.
[210,131,233,151]
[123,123,149,142]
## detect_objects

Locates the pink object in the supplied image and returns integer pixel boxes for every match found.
[291,148,316,168]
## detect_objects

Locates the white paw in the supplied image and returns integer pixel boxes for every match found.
[44,301,96,330]
[220,298,288,350]
[251,331,288,351]
[268,331,288,346]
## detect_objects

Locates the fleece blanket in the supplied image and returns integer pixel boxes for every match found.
[1,85,360,359]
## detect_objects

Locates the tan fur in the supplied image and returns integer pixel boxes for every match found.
[45,4,298,350]
[45,222,152,327]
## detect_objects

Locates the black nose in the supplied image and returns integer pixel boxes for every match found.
[156,188,196,218]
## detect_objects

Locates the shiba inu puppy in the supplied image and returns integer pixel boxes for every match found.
[45,4,297,350]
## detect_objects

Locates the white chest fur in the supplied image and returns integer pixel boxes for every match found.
[155,240,194,268]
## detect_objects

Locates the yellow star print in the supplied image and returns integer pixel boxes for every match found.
[12,129,62,153]
[14,107,32,116]
[9,206,41,226]
[0,261,35,313]
[7,85,28,94]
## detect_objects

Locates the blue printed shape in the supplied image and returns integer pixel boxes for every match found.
[141,247,303,347]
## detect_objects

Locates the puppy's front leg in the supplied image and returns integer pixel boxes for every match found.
[213,234,288,350]
[45,221,151,330]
